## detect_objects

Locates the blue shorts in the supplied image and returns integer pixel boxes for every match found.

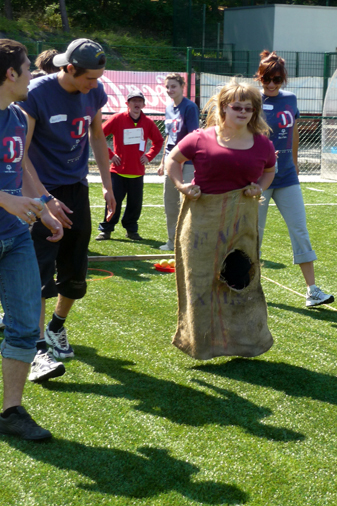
[0,230,41,363]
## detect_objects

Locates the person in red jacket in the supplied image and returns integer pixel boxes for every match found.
[96,91,163,241]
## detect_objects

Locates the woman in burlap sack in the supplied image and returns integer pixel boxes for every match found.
[166,79,276,360]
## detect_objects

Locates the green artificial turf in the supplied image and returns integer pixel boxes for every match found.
[1,183,337,505]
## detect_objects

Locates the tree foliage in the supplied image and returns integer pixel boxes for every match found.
[2,0,337,39]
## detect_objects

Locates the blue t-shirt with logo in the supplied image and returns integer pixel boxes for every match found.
[261,90,300,188]
[0,104,28,239]
[165,97,199,165]
[19,73,107,190]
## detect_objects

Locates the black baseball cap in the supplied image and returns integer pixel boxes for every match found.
[127,91,145,101]
[53,39,105,69]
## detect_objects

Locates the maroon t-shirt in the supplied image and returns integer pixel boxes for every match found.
[178,126,276,194]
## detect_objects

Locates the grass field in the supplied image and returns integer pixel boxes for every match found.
[1,182,337,506]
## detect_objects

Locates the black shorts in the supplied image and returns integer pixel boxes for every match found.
[31,182,91,300]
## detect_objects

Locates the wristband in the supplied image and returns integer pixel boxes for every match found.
[40,194,54,204]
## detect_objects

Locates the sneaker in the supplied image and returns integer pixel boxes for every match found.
[29,349,66,383]
[159,243,174,251]
[0,406,52,440]
[306,286,334,307]
[95,231,111,241]
[45,325,74,359]
[126,231,143,241]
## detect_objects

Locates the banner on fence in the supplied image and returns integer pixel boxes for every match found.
[200,73,330,114]
[101,71,196,116]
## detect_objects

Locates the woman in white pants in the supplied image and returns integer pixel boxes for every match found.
[158,73,199,250]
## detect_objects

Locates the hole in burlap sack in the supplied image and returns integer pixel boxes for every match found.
[220,249,254,290]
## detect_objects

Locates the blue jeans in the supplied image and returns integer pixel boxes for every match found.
[0,230,41,363]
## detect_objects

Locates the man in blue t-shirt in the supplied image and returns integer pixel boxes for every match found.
[0,39,63,440]
[19,39,116,383]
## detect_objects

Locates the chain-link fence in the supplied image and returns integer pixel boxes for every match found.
[321,117,337,179]
[90,114,328,176]
[172,0,223,49]
[298,116,322,175]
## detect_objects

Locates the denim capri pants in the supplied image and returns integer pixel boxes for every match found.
[258,184,317,265]
[0,230,41,363]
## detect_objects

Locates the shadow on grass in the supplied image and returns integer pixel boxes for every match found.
[88,236,163,252]
[43,346,304,442]
[87,260,157,282]
[193,358,337,405]
[267,302,337,323]
[260,259,287,270]
[2,440,248,503]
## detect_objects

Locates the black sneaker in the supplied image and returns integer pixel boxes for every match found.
[95,231,111,241]
[0,406,52,440]
[126,231,143,241]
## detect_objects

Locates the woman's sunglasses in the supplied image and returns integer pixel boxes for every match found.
[261,76,283,85]
[228,104,255,113]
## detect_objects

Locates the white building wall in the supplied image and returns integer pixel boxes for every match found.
[273,5,337,52]
[223,4,337,53]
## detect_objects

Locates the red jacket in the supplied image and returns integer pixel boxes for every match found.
[103,111,163,176]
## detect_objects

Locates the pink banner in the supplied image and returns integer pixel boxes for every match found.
[100,71,196,116]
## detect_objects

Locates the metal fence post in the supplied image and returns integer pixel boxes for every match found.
[323,53,330,106]
[187,46,192,99]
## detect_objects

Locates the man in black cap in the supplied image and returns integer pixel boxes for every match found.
[19,39,116,382]
[96,91,163,241]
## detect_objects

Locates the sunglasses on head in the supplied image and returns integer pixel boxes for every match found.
[228,104,255,113]
[261,75,283,85]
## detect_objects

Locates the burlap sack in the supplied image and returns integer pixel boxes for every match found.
[173,189,273,360]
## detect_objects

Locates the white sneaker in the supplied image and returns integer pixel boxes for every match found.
[29,349,66,383]
[306,286,334,307]
[159,243,174,251]
[45,325,75,359]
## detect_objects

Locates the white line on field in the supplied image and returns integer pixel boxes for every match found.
[307,187,325,192]
[261,275,337,311]
[269,203,337,206]
[91,204,164,208]
[92,203,336,209]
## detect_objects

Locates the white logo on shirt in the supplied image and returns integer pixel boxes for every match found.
[50,115,67,123]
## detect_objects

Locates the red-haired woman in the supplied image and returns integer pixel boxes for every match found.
[255,50,333,307]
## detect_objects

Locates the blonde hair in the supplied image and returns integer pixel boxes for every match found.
[203,78,270,137]
[165,73,185,88]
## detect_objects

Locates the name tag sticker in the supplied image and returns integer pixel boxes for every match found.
[124,128,143,145]
[263,104,274,110]
[50,114,67,123]
[139,140,145,151]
